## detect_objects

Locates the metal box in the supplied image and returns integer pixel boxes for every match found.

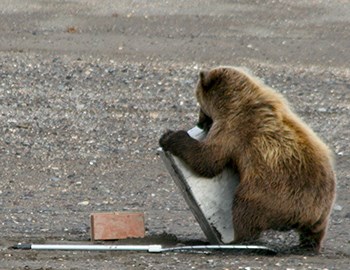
[160,127,240,244]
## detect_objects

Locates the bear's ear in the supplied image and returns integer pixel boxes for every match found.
[200,70,218,90]
[199,70,207,83]
[199,70,210,90]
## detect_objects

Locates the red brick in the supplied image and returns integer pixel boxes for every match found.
[91,212,145,241]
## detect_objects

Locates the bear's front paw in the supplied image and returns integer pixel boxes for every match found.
[159,130,189,154]
[159,130,175,151]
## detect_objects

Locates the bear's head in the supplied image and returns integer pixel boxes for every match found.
[195,66,255,122]
[195,66,289,132]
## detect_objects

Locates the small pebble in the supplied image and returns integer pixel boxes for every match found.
[78,201,89,206]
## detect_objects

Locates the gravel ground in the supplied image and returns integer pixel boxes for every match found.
[0,0,349,269]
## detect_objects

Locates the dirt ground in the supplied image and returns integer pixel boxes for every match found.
[0,0,349,269]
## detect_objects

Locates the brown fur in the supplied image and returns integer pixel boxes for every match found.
[159,66,336,253]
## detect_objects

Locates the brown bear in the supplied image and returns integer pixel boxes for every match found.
[159,66,336,253]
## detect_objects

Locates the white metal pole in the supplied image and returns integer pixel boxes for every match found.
[13,243,276,254]
[14,243,163,252]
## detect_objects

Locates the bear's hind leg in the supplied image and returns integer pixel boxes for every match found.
[298,218,328,253]
[231,198,265,244]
